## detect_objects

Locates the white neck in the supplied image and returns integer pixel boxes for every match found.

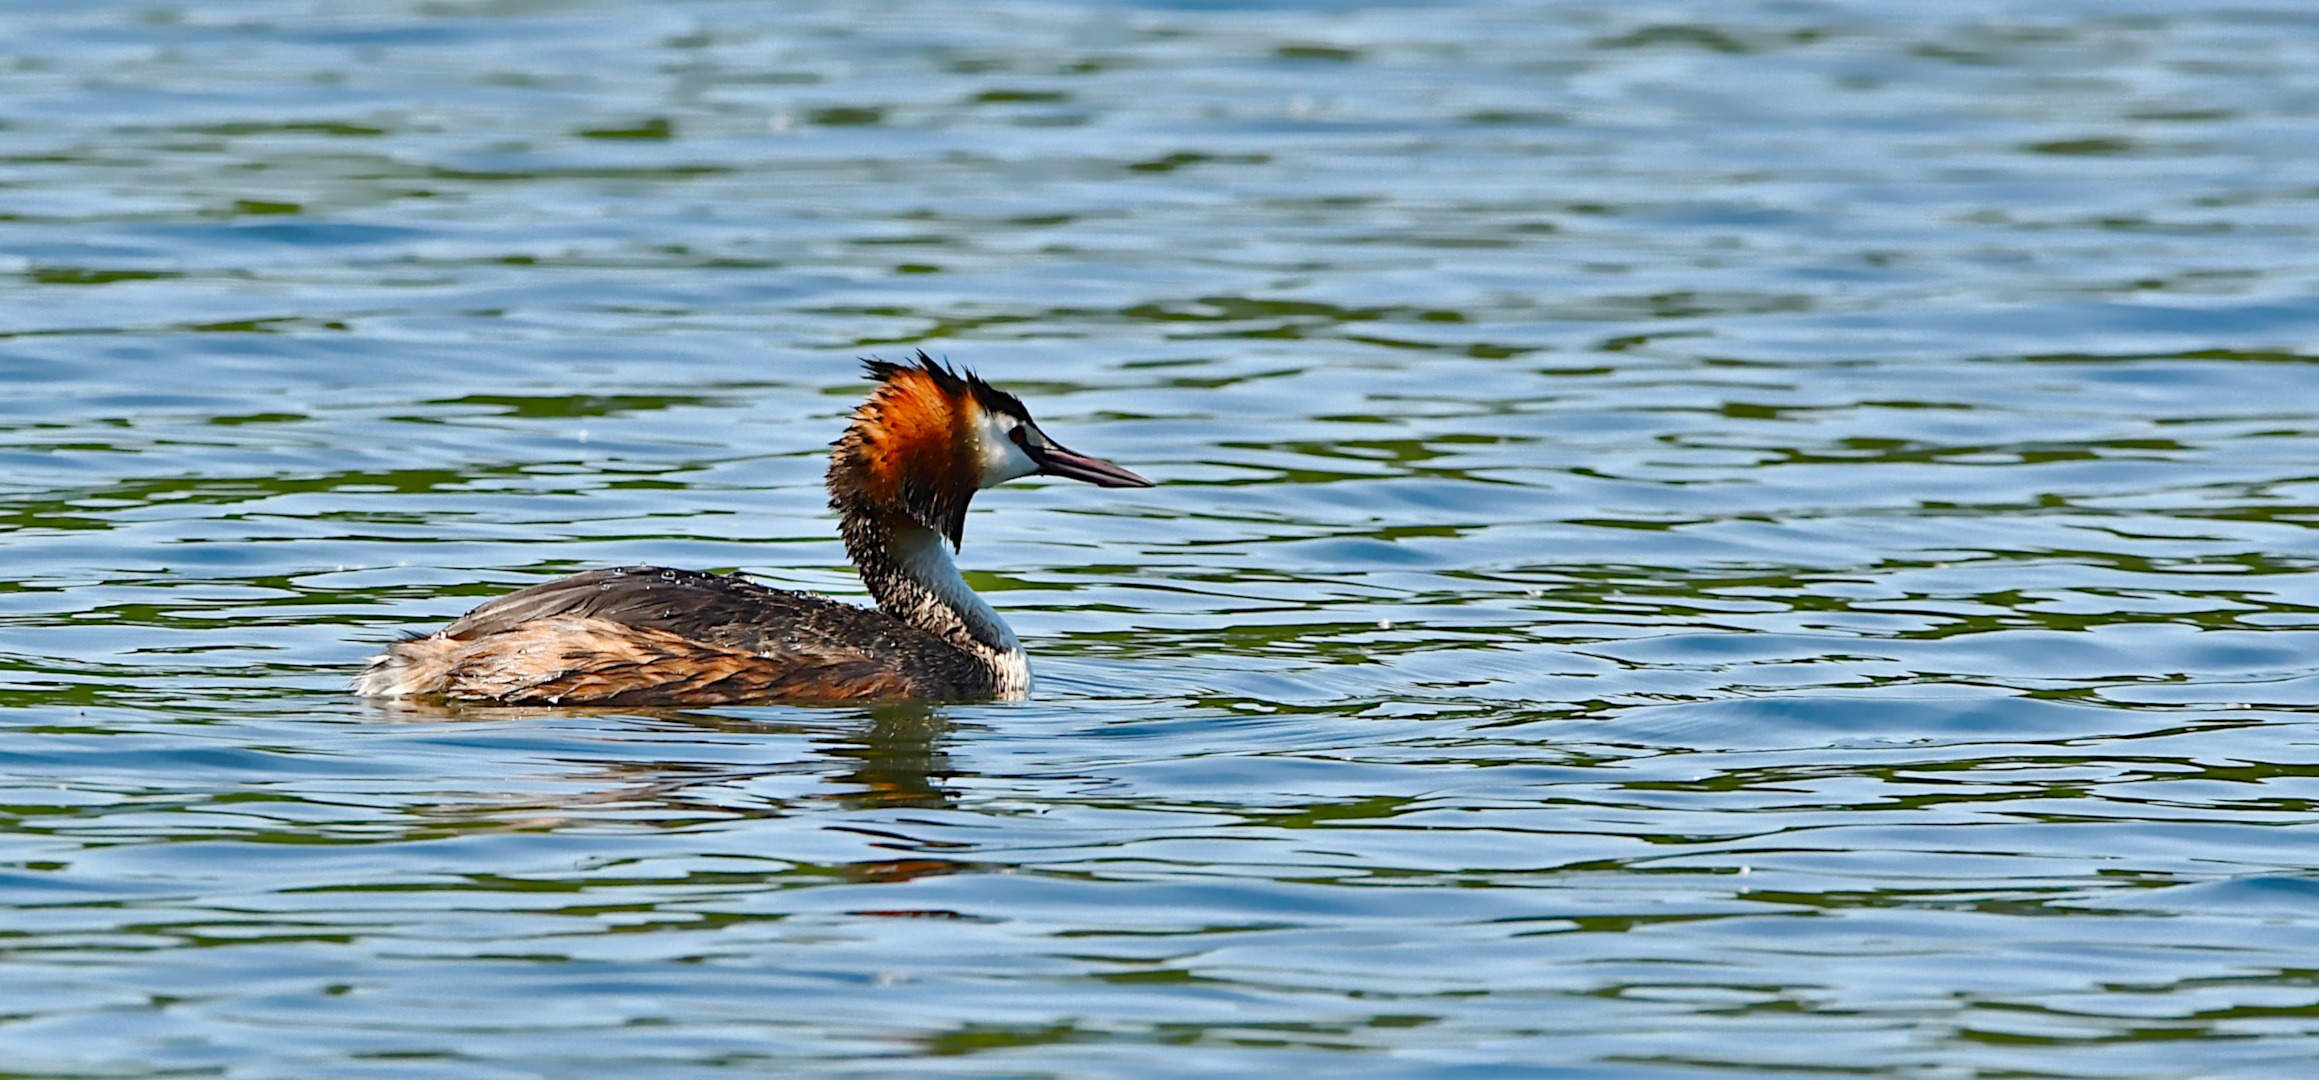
[890,524,1018,651]
[877,522,1030,697]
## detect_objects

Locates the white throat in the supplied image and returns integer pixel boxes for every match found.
[889,523,1029,696]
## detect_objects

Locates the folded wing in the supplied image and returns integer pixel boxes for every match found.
[357,566,986,704]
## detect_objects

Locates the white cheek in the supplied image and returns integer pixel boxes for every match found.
[977,414,1038,487]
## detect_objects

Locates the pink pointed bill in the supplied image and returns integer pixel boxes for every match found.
[1029,442,1153,488]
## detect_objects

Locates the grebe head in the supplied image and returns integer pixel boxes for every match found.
[829,351,1152,549]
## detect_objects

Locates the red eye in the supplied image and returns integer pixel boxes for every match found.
[1008,426,1028,446]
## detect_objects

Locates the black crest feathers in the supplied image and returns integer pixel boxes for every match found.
[863,350,1028,423]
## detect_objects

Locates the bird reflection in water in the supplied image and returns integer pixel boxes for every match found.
[817,705,956,811]
[357,700,964,825]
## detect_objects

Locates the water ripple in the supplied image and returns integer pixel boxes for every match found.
[4,1,2319,1077]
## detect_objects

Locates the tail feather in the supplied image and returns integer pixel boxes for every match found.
[351,635,461,697]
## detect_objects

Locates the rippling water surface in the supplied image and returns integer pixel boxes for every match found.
[6,2,2319,1076]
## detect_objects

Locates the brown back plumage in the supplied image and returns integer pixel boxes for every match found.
[357,567,997,705]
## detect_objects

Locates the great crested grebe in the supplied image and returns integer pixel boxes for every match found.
[354,353,1151,705]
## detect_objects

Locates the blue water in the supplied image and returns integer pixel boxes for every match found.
[5,1,2319,1076]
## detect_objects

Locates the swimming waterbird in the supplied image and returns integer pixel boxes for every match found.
[355,354,1151,704]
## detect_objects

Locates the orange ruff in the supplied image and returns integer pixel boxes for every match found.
[837,365,976,512]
